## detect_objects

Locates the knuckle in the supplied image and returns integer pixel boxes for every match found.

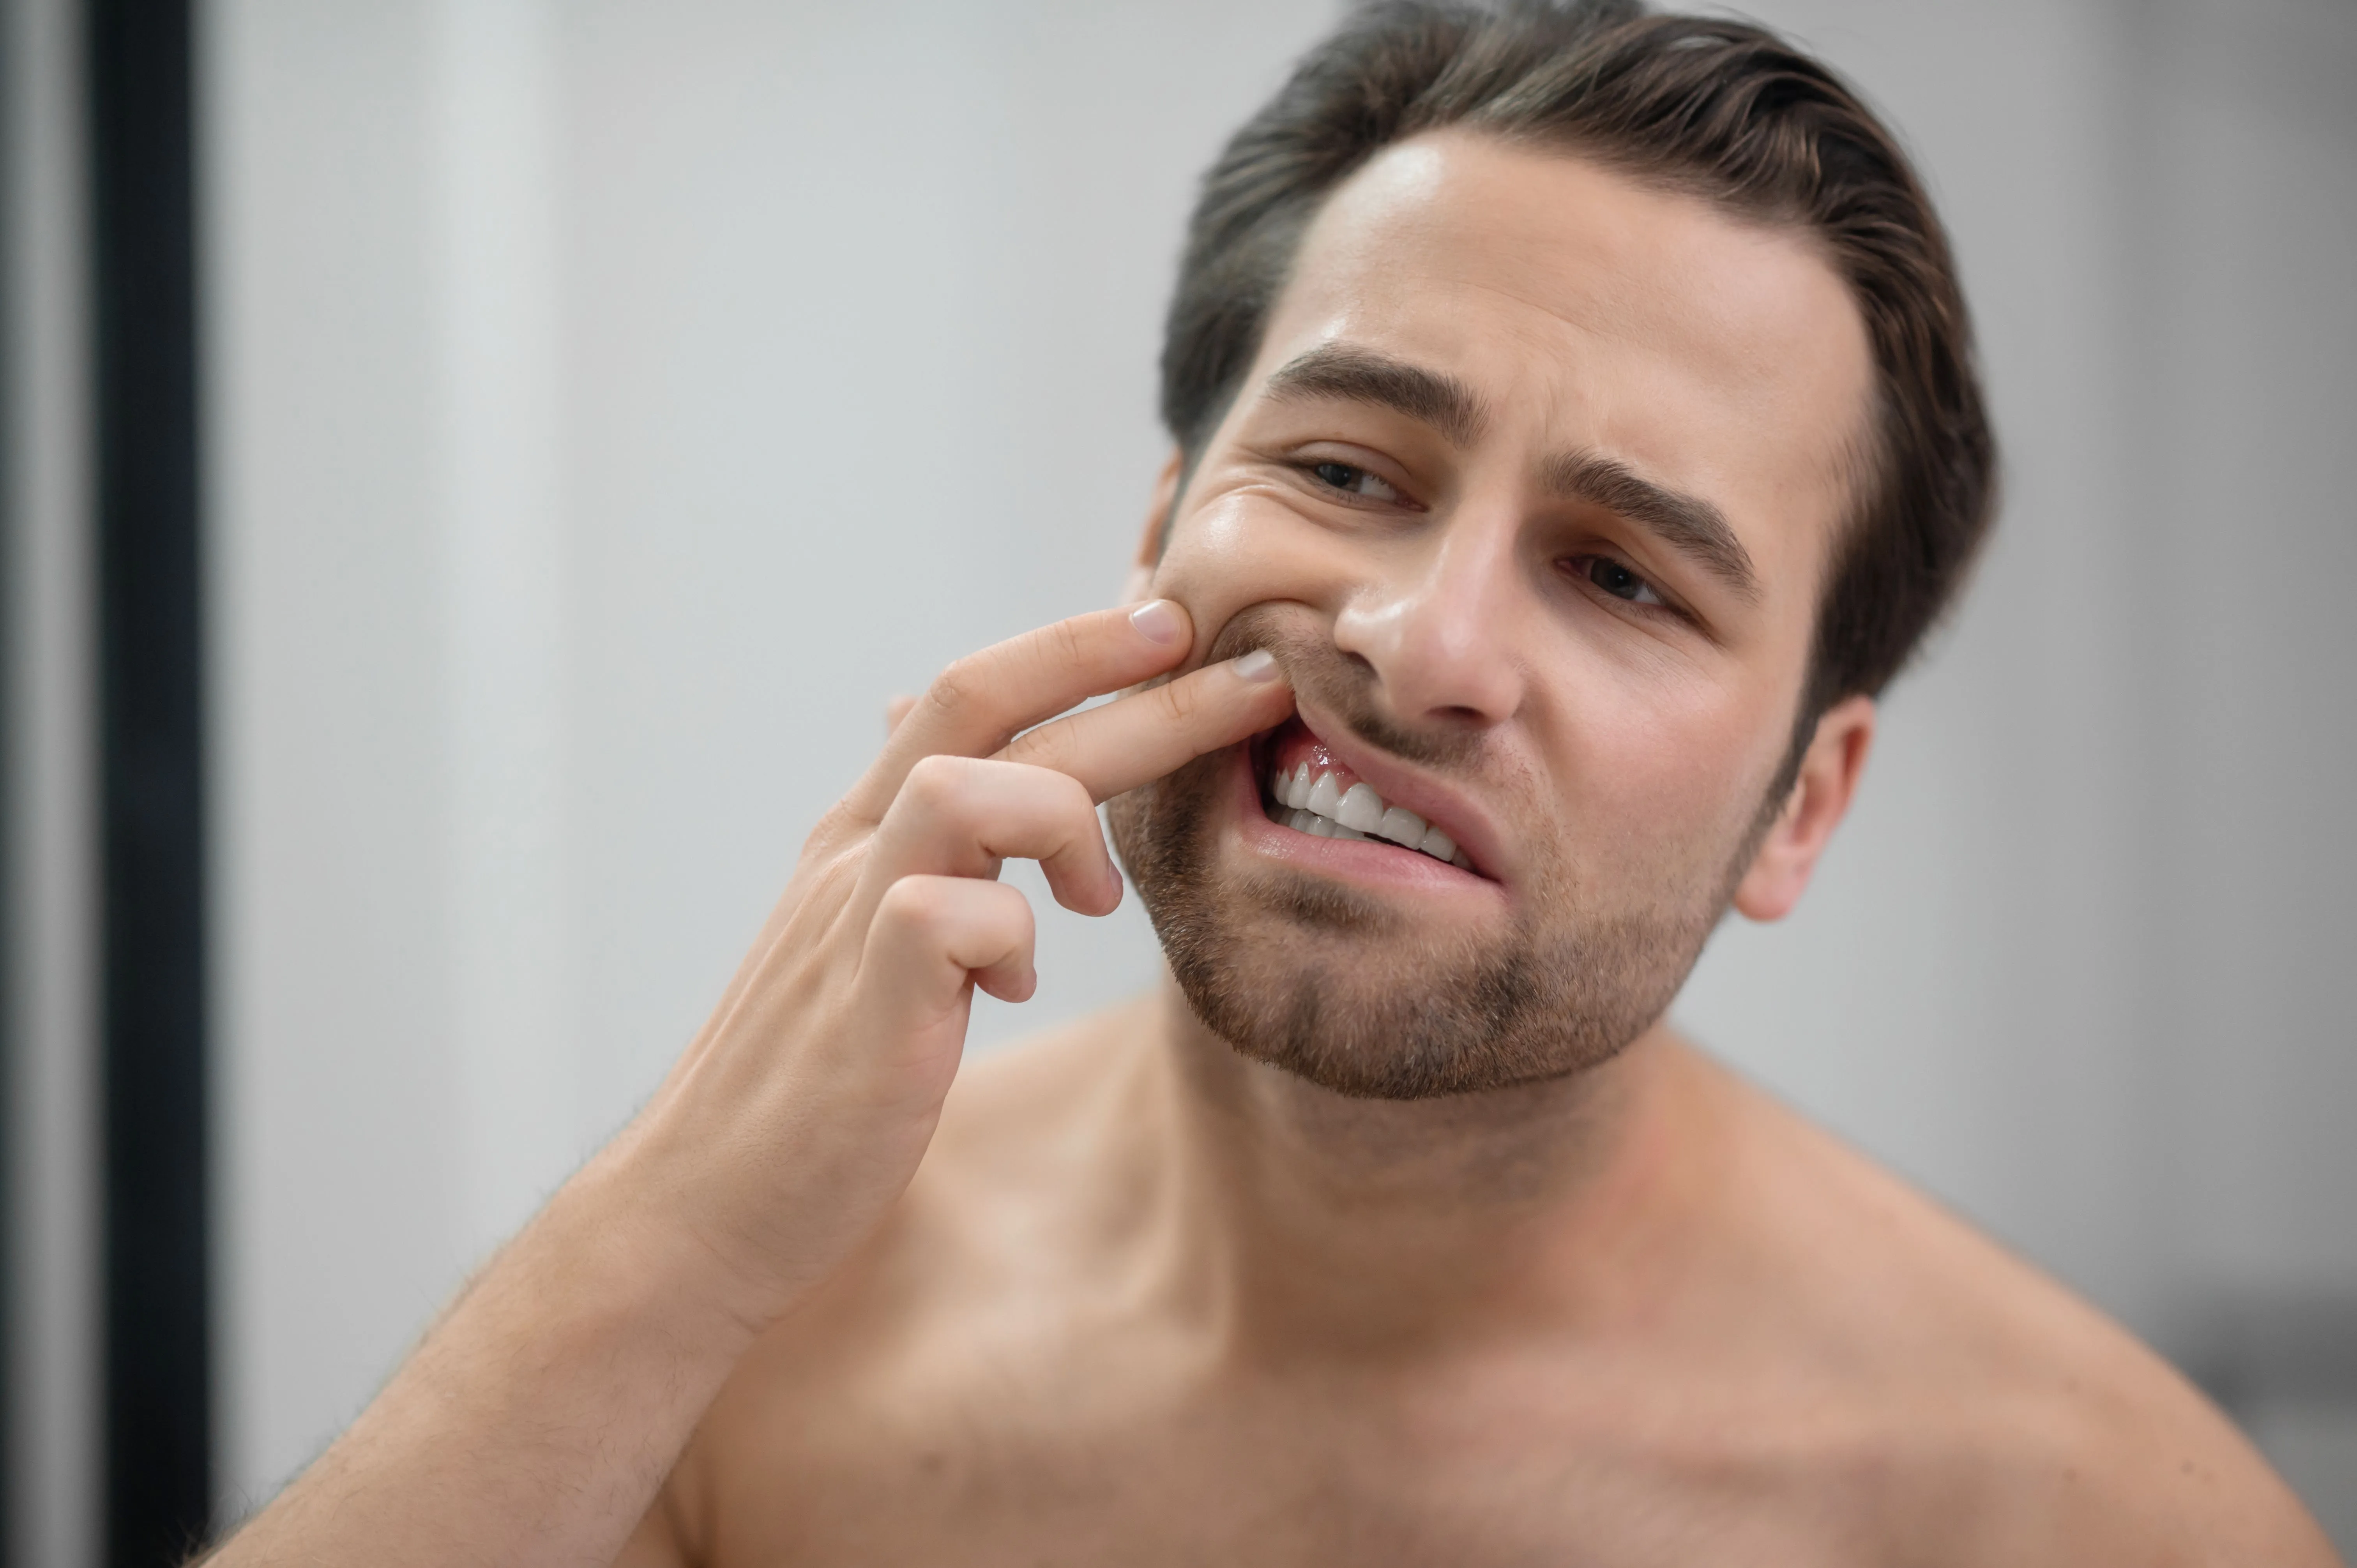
[987,881,1037,939]
[876,874,945,932]
[880,874,985,943]
[902,750,956,793]
[929,654,989,715]
[1014,720,1078,774]
[1008,759,1091,826]
[1042,616,1090,674]
[899,753,972,815]
[1159,672,1209,726]
[1048,768,1097,820]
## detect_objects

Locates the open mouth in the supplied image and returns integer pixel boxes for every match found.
[1253,717,1474,871]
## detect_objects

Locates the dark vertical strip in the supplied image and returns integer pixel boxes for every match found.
[86,0,210,1561]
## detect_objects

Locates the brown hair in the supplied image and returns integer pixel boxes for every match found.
[1160,0,1996,727]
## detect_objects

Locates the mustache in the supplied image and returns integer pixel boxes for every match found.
[1201,604,1489,774]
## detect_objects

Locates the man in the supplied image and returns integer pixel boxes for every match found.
[212,3,2338,1563]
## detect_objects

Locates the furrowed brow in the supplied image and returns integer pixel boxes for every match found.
[1262,344,1488,449]
[1541,450,1761,604]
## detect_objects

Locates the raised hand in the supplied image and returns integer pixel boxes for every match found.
[205,600,1288,1568]
[600,599,1292,1326]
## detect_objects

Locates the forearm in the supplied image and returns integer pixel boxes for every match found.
[208,1158,762,1568]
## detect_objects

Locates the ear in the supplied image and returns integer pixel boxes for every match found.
[1119,449,1185,605]
[1732,694,1876,923]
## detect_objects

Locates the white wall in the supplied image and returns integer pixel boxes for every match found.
[203,0,2357,1533]
[2132,0,2357,1309]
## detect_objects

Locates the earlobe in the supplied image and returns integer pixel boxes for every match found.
[1731,694,1876,923]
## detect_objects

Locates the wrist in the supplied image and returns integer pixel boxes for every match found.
[527,1148,791,1356]
[577,1071,933,1334]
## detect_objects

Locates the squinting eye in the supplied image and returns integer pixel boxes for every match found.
[1580,556,1664,607]
[1309,460,1400,503]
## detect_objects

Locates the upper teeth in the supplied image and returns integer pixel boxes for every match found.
[1269,761,1468,869]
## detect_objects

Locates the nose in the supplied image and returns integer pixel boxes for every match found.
[1331,510,1527,729]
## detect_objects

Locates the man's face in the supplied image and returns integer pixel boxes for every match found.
[1108,131,1874,1098]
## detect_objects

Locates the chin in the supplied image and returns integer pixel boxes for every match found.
[1108,741,1718,1103]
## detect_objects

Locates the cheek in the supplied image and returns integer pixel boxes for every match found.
[1551,676,1784,877]
[1150,490,1347,655]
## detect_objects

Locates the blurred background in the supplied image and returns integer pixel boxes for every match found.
[5,0,2352,1561]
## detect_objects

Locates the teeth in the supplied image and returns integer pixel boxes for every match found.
[1303,771,1343,819]
[1335,783,1385,833]
[1265,758,1472,872]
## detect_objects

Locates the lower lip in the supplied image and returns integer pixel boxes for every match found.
[1221,746,1505,902]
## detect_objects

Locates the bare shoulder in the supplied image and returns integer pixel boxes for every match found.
[1683,1045,2342,1566]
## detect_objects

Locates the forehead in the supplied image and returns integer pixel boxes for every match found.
[1249,129,1874,576]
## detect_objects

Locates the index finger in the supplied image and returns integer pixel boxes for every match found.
[844,600,1195,820]
[1005,649,1295,804]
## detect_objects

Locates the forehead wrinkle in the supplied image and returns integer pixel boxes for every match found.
[1262,343,1490,449]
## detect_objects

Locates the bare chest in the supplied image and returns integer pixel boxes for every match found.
[688,1360,1894,1568]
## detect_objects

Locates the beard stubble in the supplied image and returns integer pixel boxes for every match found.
[1105,618,1781,1102]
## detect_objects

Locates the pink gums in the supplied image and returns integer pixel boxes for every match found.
[1262,717,1364,799]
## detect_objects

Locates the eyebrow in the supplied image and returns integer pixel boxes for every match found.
[1262,344,1489,448]
[1539,449,1761,604]
[1259,343,1760,605]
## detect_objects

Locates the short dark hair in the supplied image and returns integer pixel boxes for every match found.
[1160,0,1996,724]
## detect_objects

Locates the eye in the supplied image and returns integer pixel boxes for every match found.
[1570,555,1666,607]
[1307,460,1401,503]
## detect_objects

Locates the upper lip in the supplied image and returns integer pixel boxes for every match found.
[1277,705,1509,883]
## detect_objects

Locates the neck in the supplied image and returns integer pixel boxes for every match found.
[1140,977,1718,1360]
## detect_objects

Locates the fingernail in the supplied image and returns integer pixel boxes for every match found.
[1232,648,1279,682]
[1129,599,1184,646]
